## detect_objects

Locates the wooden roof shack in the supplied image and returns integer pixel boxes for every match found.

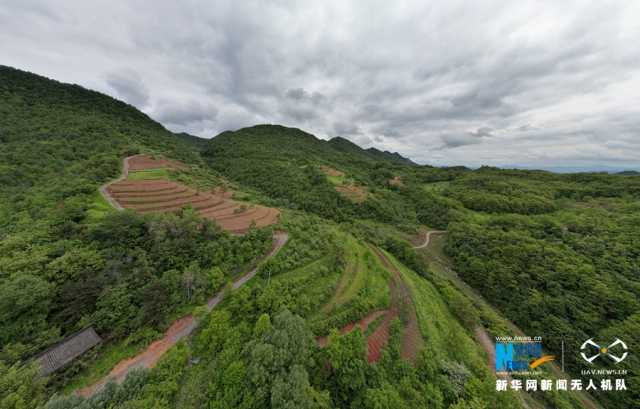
[35,327,102,375]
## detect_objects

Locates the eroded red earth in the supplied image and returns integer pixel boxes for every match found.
[317,246,423,364]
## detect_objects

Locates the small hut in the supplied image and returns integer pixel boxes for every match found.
[35,327,102,375]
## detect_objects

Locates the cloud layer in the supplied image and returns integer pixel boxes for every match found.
[1,1,639,170]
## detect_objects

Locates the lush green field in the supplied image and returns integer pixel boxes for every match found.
[325,173,346,186]
[127,168,171,180]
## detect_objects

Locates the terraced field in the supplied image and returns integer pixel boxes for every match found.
[372,246,423,362]
[315,237,422,363]
[316,310,385,348]
[321,235,368,314]
[104,155,280,234]
[319,165,369,202]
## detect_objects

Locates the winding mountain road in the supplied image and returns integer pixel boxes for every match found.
[77,232,288,397]
[412,230,446,249]
[77,156,289,397]
[98,155,137,210]
[412,229,600,409]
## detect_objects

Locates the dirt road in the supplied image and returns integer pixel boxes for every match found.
[412,230,446,249]
[77,232,288,397]
[98,155,138,210]
[412,231,601,409]
[81,156,289,396]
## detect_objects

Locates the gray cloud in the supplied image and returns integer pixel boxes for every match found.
[1,0,639,170]
[468,127,494,138]
[285,88,309,100]
[440,134,484,149]
[106,70,150,108]
[333,121,362,136]
[154,99,218,127]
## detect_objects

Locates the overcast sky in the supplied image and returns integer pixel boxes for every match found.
[2,1,639,170]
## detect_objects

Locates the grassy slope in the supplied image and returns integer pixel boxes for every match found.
[323,234,371,312]
[85,191,116,224]
[271,254,341,316]
[388,250,486,370]
[379,249,532,409]
[415,234,600,409]
[310,233,390,334]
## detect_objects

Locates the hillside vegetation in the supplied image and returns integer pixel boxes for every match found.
[1,66,639,409]
[0,66,270,404]
[202,126,640,409]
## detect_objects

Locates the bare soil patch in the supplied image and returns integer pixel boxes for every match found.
[389,176,403,187]
[102,159,280,234]
[316,310,386,348]
[320,165,344,177]
[335,184,368,203]
[367,310,396,362]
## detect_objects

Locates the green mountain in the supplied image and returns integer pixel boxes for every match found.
[174,131,209,150]
[1,66,639,409]
[204,124,428,226]
[326,136,415,166]
[617,170,640,176]
[0,65,202,217]
[365,147,417,166]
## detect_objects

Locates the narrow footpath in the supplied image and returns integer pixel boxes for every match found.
[412,229,446,249]
[98,154,138,210]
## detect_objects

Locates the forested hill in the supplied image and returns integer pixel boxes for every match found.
[0,65,201,228]
[2,65,640,409]
[203,125,429,225]
[0,65,235,362]
[327,136,416,166]
[209,125,413,167]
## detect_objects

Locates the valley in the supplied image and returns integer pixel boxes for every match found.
[1,65,638,409]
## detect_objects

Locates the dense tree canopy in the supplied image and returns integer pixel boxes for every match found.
[2,66,638,409]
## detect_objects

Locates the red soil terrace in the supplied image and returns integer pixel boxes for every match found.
[372,246,423,362]
[316,310,386,348]
[107,180,279,235]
